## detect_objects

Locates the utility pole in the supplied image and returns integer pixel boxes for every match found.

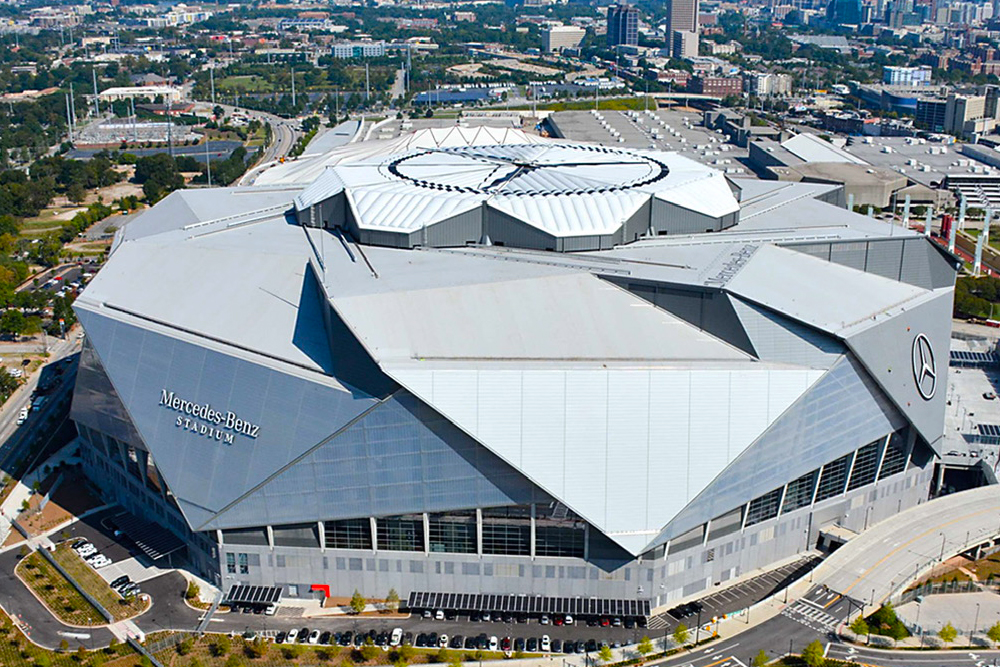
[65,93,73,143]
[92,68,100,116]
[291,67,296,107]
[210,65,215,105]
[167,97,173,157]
[205,137,212,187]
[365,63,370,103]
[69,83,77,131]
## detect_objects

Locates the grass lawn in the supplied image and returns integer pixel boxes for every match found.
[218,75,273,93]
[0,607,138,667]
[506,97,648,112]
[52,544,149,622]
[15,550,105,626]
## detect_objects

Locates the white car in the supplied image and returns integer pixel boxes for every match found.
[390,628,402,647]
[9,368,22,378]
[435,609,445,621]
[489,636,498,651]
[308,630,320,645]
[264,604,277,616]
[285,629,299,644]
[16,407,27,424]
[439,634,448,648]
[564,615,574,625]
[541,635,551,652]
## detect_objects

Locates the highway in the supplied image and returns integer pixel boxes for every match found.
[0,333,82,477]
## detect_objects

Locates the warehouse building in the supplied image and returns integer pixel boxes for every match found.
[71,127,957,612]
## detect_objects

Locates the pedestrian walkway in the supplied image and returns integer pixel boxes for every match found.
[0,441,81,545]
[780,599,839,634]
[97,556,171,585]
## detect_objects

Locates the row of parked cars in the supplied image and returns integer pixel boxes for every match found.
[666,601,704,621]
[110,574,141,599]
[421,610,644,629]
[274,627,613,656]
[72,540,111,569]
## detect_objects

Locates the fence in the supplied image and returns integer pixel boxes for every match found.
[897,578,985,604]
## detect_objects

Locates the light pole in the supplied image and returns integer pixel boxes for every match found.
[940,533,947,562]
[915,601,923,647]
[971,603,981,646]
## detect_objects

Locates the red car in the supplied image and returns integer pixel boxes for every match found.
[599,618,610,627]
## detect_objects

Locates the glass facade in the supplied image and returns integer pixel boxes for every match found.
[377,515,425,552]
[878,430,908,480]
[847,438,884,491]
[744,487,782,527]
[782,469,818,513]
[535,525,585,558]
[324,519,372,550]
[428,512,477,554]
[815,453,853,503]
[482,507,532,556]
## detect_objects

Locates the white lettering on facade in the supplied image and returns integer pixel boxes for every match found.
[160,389,257,445]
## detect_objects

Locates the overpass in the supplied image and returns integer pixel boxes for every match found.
[812,484,1000,610]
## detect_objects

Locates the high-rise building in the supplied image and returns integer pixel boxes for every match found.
[665,0,698,47]
[543,24,587,52]
[606,3,638,47]
[671,29,699,58]
[882,65,932,86]
[825,0,862,24]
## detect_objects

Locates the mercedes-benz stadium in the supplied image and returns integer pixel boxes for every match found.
[70,125,958,612]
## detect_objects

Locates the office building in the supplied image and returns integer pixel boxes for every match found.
[671,29,699,58]
[606,3,638,47]
[542,24,586,52]
[665,0,698,47]
[882,65,933,86]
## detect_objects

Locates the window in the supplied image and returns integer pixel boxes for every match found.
[535,525,585,558]
[707,507,743,541]
[878,430,908,480]
[815,453,852,502]
[226,552,236,574]
[668,525,704,555]
[745,487,782,527]
[428,512,477,554]
[847,439,884,491]
[324,519,372,550]
[377,515,424,552]
[482,507,531,556]
[238,553,249,575]
[782,469,819,513]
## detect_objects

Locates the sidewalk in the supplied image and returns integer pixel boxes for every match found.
[0,440,81,545]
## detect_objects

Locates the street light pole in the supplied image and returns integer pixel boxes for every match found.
[971,603,981,646]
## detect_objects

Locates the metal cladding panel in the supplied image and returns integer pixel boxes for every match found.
[648,355,907,550]
[389,366,822,553]
[424,208,484,247]
[606,371,652,529]
[730,296,845,368]
[75,306,379,528]
[827,241,868,271]
[650,199,723,235]
[204,390,546,530]
[864,239,905,281]
[71,341,145,450]
[845,287,953,449]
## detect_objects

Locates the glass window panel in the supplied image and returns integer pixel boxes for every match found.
[377,515,425,552]
[324,519,372,550]
[782,469,819,513]
[847,438,884,491]
[815,453,852,502]
[745,487,782,527]
[535,525,585,558]
[878,430,908,480]
[428,512,477,554]
[226,552,235,574]
[238,553,249,574]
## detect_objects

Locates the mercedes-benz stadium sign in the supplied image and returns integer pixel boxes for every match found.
[911,334,937,401]
[158,389,261,444]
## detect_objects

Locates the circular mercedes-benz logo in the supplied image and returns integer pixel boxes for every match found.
[911,333,937,401]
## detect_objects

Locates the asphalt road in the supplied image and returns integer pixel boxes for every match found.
[826,643,1000,666]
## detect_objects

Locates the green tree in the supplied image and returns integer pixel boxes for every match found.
[849,615,869,636]
[672,623,689,646]
[0,309,26,337]
[939,622,958,644]
[396,644,415,661]
[386,588,400,613]
[224,653,244,667]
[351,589,367,614]
[597,645,614,665]
[176,638,193,656]
[636,636,653,658]
[210,635,230,657]
[987,621,1000,644]
[801,639,825,667]
[185,580,200,601]
[752,649,769,667]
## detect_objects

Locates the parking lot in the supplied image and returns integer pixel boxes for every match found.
[649,555,821,632]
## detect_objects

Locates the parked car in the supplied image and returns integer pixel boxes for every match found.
[390,628,403,647]
[489,636,498,651]
[541,636,551,652]
[308,630,320,645]
[285,629,299,644]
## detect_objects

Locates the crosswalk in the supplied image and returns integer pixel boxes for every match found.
[780,600,839,633]
[648,615,669,630]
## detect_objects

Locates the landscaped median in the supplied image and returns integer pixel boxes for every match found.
[14,543,149,627]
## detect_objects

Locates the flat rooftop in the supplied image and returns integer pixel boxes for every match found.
[547,109,755,177]
[843,137,996,189]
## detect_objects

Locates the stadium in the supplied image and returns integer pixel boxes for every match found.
[70,125,956,612]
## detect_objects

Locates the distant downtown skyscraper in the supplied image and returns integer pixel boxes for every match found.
[665,0,698,42]
[606,2,639,47]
